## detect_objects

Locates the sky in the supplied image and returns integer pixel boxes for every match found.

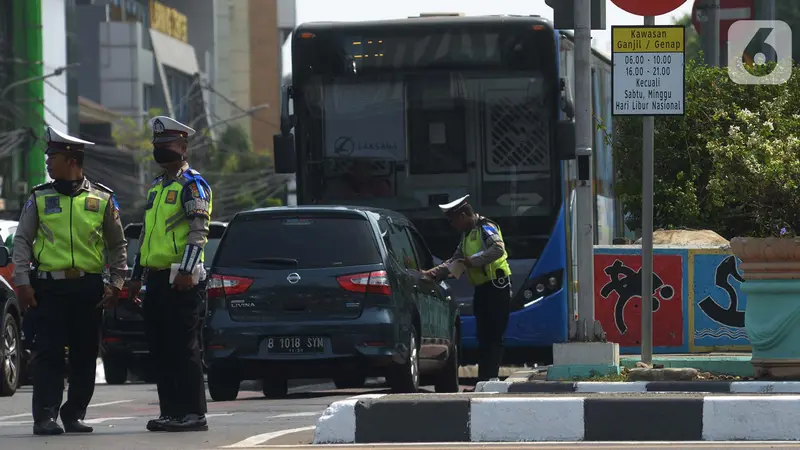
[281,0,695,75]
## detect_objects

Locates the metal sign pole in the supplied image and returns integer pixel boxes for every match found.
[640,14,655,365]
[611,0,686,369]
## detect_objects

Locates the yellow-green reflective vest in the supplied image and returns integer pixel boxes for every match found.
[140,172,212,269]
[462,219,511,286]
[33,185,110,273]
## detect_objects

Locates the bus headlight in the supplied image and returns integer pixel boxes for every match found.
[511,269,565,311]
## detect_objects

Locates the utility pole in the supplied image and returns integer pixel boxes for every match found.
[761,0,776,62]
[700,0,721,66]
[574,0,595,341]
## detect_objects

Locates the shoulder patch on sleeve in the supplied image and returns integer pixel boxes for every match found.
[92,182,114,194]
[31,182,53,192]
[184,170,210,200]
[481,224,498,236]
[151,175,164,187]
[23,197,33,210]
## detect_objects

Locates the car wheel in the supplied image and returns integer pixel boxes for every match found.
[0,313,20,397]
[333,373,367,389]
[207,366,240,401]
[389,324,419,393]
[434,328,460,393]
[262,377,288,398]
[103,355,128,385]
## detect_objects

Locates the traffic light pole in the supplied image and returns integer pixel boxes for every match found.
[574,0,595,341]
[546,0,617,382]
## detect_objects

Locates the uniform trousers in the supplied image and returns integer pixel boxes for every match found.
[142,269,207,417]
[29,273,103,423]
[472,279,511,382]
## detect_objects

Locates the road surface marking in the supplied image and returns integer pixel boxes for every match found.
[221,426,315,448]
[0,399,133,421]
[206,413,234,418]
[0,420,32,426]
[87,400,134,408]
[0,413,32,421]
[268,412,320,419]
[84,416,136,424]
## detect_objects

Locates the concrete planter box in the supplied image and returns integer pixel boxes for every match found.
[731,237,800,379]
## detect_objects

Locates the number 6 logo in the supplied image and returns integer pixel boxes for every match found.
[727,20,792,85]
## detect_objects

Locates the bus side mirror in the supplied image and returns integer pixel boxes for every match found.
[273,134,296,174]
[557,120,576,160]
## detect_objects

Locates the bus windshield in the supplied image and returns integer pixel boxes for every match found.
[292,19,562,260]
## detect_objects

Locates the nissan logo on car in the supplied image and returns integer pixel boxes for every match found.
[287,273,301,284]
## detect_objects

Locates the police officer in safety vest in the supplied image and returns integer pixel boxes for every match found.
[12,127,127,436]
[128,116,211,432]
[422,195,512,386]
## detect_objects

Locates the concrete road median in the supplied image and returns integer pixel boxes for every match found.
[313,392,800,443]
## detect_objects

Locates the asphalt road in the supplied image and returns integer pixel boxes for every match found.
[1,360,484,450]
[0,378,384,450]
[6,383,800,450]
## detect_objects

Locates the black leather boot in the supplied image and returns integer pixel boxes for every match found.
[146,416,173,432]
[163,414,208,432]
[62,419,93,433]
[33,419,64,436]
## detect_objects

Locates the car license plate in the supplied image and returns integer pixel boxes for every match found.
[265,336,324,354]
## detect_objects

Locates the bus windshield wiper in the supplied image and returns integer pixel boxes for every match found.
[247,257,298,266]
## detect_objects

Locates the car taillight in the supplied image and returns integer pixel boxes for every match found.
[336,270,391,296]
[207,274,253,298]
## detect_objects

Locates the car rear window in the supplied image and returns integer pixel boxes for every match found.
[214,215,381,269]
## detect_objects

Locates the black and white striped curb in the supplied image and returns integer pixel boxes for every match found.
[476,380,800,394]
[313,393,800,443]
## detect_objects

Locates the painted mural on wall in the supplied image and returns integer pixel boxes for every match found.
[689,250,750,351]
[594,253,684,348]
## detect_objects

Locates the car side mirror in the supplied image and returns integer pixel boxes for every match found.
[273,134,296,174]
[557,120,576,160]
[0,246,9,267]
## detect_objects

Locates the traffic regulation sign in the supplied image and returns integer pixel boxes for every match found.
[692,0,754,43]
[611,26,686,116]
[611,0,689,17]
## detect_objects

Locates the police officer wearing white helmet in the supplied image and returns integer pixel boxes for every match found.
[13,127,127,436]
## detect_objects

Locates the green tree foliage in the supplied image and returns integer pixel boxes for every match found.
[612,61,800,239]
[111,108,163,163]
[205,124,283,215]
[672,14,702,62]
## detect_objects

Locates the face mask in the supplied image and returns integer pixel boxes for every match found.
[153,146,183,164]
[53,179,80,196]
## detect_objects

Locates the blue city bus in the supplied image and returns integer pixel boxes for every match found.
[273,14,618,364]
